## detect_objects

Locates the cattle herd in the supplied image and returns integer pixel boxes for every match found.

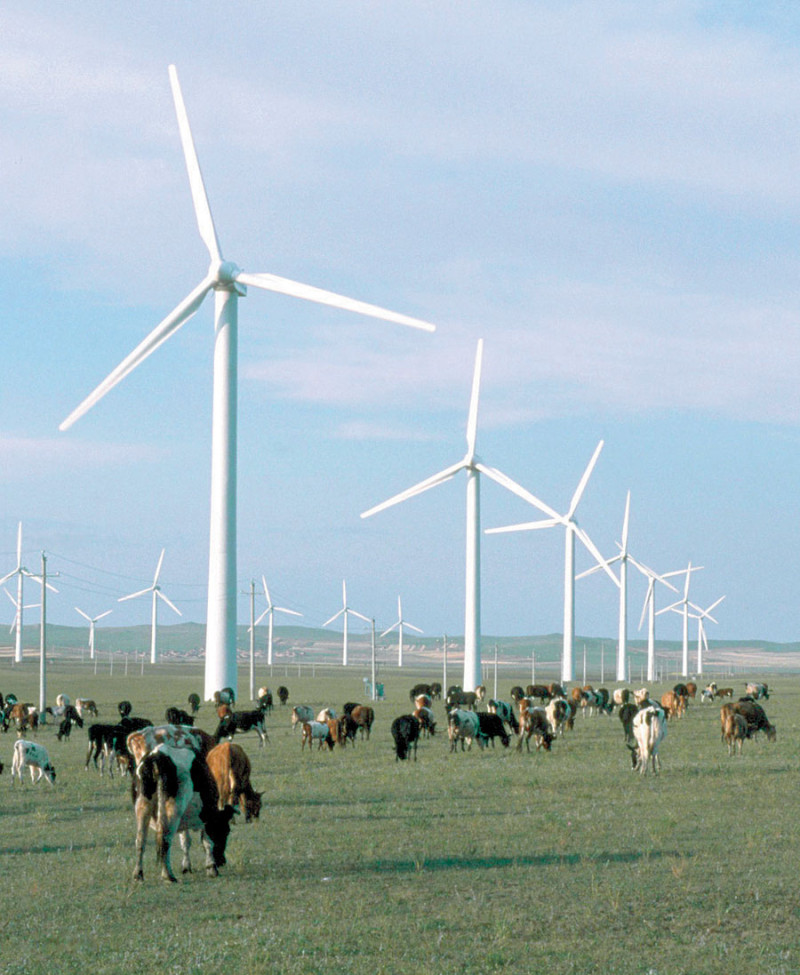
[0,676,777,881]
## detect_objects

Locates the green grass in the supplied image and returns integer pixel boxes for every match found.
[0,660,797,975]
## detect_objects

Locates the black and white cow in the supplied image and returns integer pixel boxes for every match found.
[447,709,486,752]
[11,740,56,785]
[215,709,268,747]
[488,699,520,734]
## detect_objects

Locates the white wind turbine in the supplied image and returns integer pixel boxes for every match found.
[253,577,302,666]
[362,339,561,691]
[59,66,434,702]
[486,440,619,684]
[381,595,423,667]
[634,562,682,681]
[687,595,725,675]
[656,561,704,677]
[0,523,34,664]
[118,549,181,665]
[323,580,370,667]
[5,589,40,648]
[75,607,113,660]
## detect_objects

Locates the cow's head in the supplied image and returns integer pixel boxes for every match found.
[206,805,236,867]
[245,792,263,822]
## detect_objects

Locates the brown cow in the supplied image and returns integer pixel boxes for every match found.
[516,707,553,752]
[730,700,776,741]
[349,705,374,740]
[413,706,436,737]
[206,742,262,822]
[716,687,734,698]
[721,711,748,756]
[660,691,680,720]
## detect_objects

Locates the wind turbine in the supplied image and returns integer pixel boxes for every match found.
[381,595,423,667]
[486,440,619,684]
[656,561,704,677]
[362,339,561,691]
[59,66,434,702]
[634,562,682,681]
[323,580,370,667]
[0,523,33,664]
[75,607,113,660]
[118,549,181,665]
[5,589,40,647]
[253,577,302,666]
[687,595,725,676]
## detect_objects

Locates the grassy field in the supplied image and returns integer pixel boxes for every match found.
[0,659,796,975]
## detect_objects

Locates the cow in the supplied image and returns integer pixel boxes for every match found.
[413,693,433,711]
[301,721,334,751]
[75,698,99,719]
[118,700,133,718]
[166,707,194,726]
[213,687,236,706]
[349,705,374,740]
[316,707,336,723]
[446,690,479,711]
[187,693,201,714]
[277,686,289,706]
[206,741,262,822]
[56,693,70,708]
[127,724,214,768]
[716,687,734,699]
[729,700,776,741]
[337,713,359,746]
[86,723,128,776]
[56,705,84,741]
[488,699,519,734]
[660,691,681,720]
[257,688,273,713]
[745,682,769,700]
[131,741,235,882]
[613,688,631,707]
[545,697,569,737]
[448,709,485,752]
[291,705,314,731]
[525,684,552,702]
[391,715,420,761]
[722,711,748,756]
[430,682,442,700]
[685,681,698,699]
[413,706,436,737]
[215,709,269,748]
[701,682,718,703]
[10,702,37,734]
[618,703,639,768]
[476,712,510,748]
[516,706,554,752]
[475,685,487,703]
[510,686,525,703]
[409,683,433,703]
[632,705,667,775]
[11,739,56,785]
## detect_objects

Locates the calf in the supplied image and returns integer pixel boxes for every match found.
[206,741,262,822]
[132,742,235,883]
[11,740,56,785]
[632,706,667,775]
[391,714,420,761]
[722,711,748,756]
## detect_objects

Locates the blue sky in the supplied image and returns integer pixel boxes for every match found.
[1,1,799,645]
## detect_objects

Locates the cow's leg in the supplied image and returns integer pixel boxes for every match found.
[179,830,195,875]
[198,829,220,877]
[133,798,152,881]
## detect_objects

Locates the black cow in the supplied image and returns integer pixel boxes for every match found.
[56,706,84,741]
[215,709,268,747]
[187,693,201,714]
[391,715,420,761]
[487,699,519,734]
[409,683,433,703]
[118,700,132,718]
[165,707,194,726]
[476,712,510,748]
[446,689,479,711]
[277,686,289,706]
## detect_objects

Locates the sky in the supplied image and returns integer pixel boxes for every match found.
[1,1,800,649]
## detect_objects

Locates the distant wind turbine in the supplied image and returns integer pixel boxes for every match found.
[687,595,725,675]
[381,595,423,667]
[362,339,556,691]
[118,549,181,665]
[253,577,302,666]
[486,440,619,684]
[75,607,113,660]
[59,65,435,701]
[4,588,40,643]
[323,580,370,667]
[0,523,33,664]
[656,562,704,677]
[633,562,682,681]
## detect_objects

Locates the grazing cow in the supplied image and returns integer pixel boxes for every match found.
[729,700,776,741]
[75,698,99,719]
[349,705,374,740]
[581,689,608,717]
[187,693,201,714]
[722,711,748,756]
[632,706,667,775]
[633,688,650,707]
[613,688,631,707]
[337,714,359,746]
[516,706,554,752]
[430,682,442,700]
[525,684,552,702]
[409,683,433,703]
[316,707,336,723]
[413,706,437,737]
[291,705,314,731]
[391,715,420,761]
[488,700,520,735]
[11,739,56,785]
[596,688,613,713]
[165,707,194,726]
[257,689,273,713]
[86,723,126,776]
[618,703,639,768]
[716,687,734,699]
[215,710,269,747]
[509,686,525,703]
[701,682,718,703]
[301,721,334,751]
[413,693,433,711]
[206,741,262,822]
[56,693,70,708]
[545,697,569,737]
[745,682,769,700]
[56,705,84,741]
[476,712,510,748]
[277,686,289,706]
[446,690,479,712]
[548,682,567,699]
[685,681,698,699]
[10,702,37,734]
[127,724,214,768]
[118,700,132,718]
[132,741,235,882]
[448,709,485,752]
[660,691,681,720]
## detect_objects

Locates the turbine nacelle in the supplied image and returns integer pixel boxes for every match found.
[212,260,246,293]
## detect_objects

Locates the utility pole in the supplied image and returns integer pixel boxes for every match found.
[34,553,59,722]
[370,619,377,702]
[245,580,256,701]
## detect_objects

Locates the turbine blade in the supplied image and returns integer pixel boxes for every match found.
[119,587,152,602]
[621,490,631,551]
[322,609,345,628]
[638,580,654,631]
[254,608,269,627]
[75,607,91,622]
[60,275,214,430]
[568,440,604,519]
[153,549,166,585]
[261,576,274,609]
[96,610,113,621]
[575,555,621,581]
[404,622,424,634]
[705,595,726,616]
[574,527,620,587]
[379,622,399,638]
[656,599,683,616]
[486,518,560,535]
[474,463,562,521]
[4,588,17,608]
[274,606,302,618]
[465,339,483,459]
[234,271,435,332]
[156,590,182,616]
[348,609,371,624]
[0,570,15,587]
[168,65,221,263]
[360,461,464,519]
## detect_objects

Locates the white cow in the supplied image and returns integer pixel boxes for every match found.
[11,740,56,785]
[632,706,667,775]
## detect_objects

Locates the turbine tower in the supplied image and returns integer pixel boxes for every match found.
[323,580,370,667]
[59,65,435,701]
[253,577,302,666]
[0,523,33,664]
[687,595,725,675]
[381,595,423,667]
[362,339,556,691]
[118,549,181,664]
[75,607,113,660]
[634,562,681,681]
[486,441,618,684]
[656,561,704,677]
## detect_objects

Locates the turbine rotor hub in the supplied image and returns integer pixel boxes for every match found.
[213,260,242,287]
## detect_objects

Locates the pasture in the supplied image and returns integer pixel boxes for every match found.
[0,660,797,975]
